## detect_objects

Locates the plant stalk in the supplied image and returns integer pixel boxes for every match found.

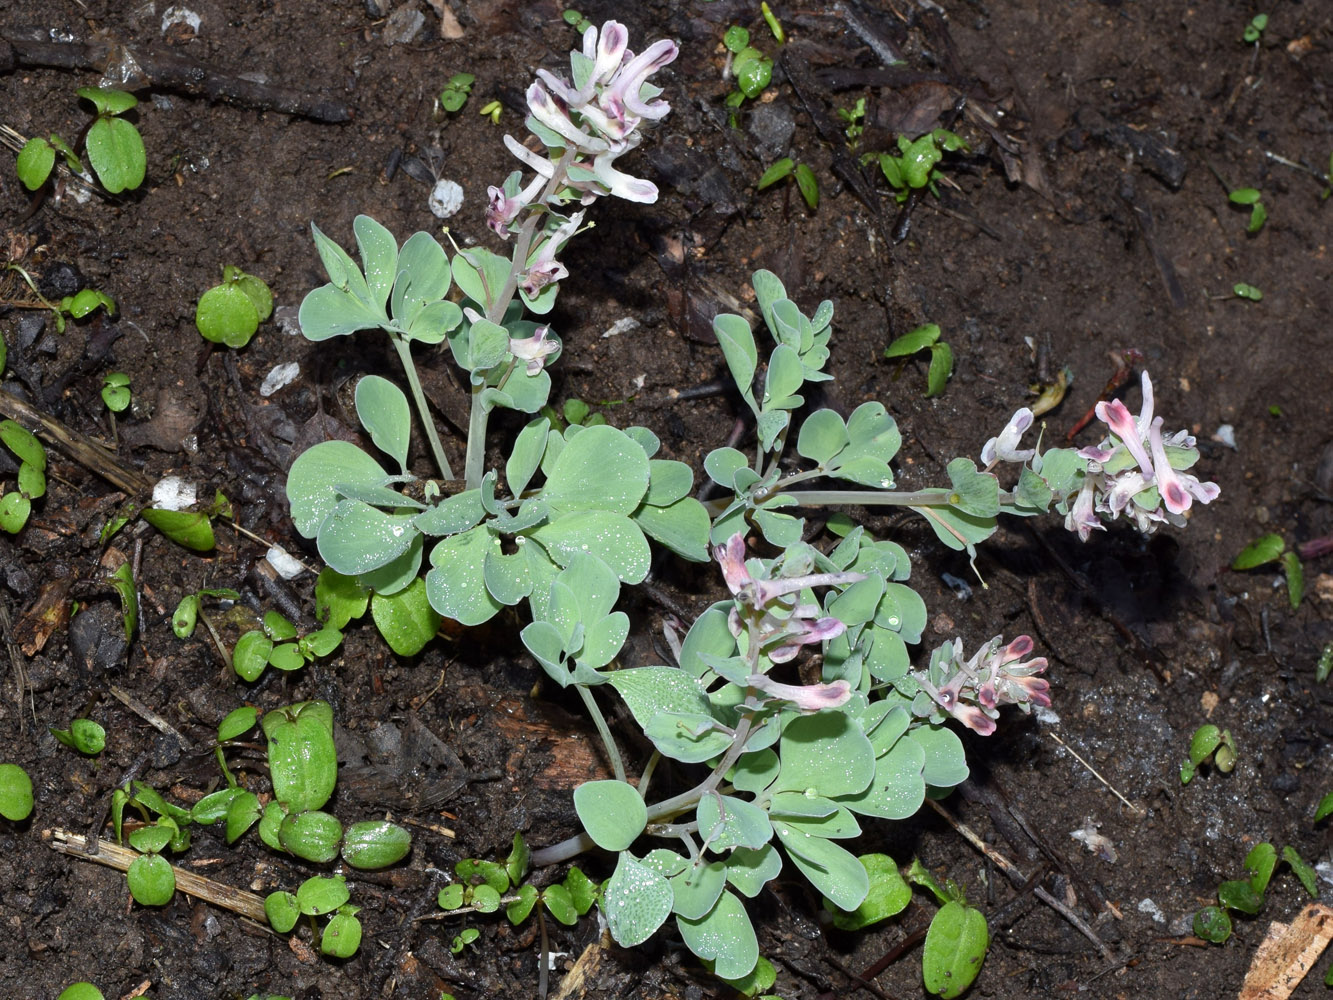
[390,334,454,480]
[576,684,626,784]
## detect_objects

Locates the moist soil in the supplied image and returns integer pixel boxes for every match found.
[2,2,1331,998]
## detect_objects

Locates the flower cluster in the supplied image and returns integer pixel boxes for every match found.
[714,533,861,711]
[981,371,1220,540]
[486,21,679,239]
[1068,371,1220,539]
[911,635,1051,736]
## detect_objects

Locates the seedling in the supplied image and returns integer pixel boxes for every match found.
[0,763,34,821]
[57,986,105,1000]
[51,718,106,756]
[1231,533,1302,608]
[1232,281,1263,301]
[170,586,241,639]
[723,25,773,113]
[1242,13,1268,44]
[0,418,46,533]
[1180,724,1237,784]
[884,323,953,397]
[838,96,867,146]
[437,73,475,114]
[265,874,363,957]
[1,263,115,333]
[478,99,503,125]
[1316,790,1333,822]
[1193,841,1316,943]
[874,129,969,202]
[908,860,989,998]
[100,371,131,412]
[1228,187,1267,232]
[757,157,819,210]
[1317,644,1333,685]
[231,610,343,682]
[561,8,592,33]
[435,834,598,946]
[15,87,146,195]
[195,266,274,348]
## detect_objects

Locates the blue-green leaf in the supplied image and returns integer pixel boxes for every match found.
[355,375,412,472]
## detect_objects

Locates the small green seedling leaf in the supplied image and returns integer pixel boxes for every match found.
[218,705,257,742]
[196,268,273,348]
[1233,533,1283,569]
[51,718,106,755]
[100,372,131,412]
[321,910,363,957]
[1282,551,1303,609]
[127,852,176,906]
[826,854,912,930]
[1193,905,1232,942]
[926,342,954,397]
[141,507,216,551]
[794,162,819,209]
[265,890,300,933]
[723,25,750,53]
[884,323,942,357]
[0,763,34,821]
[297,874,350,916]
[1315,790,1333,822]
[1282,846,1318,898]
[16,137,57,189]
[922,899,988,998]
[341,820,412,870]
[1317,644,1333,685]
[1233,282,1263,301]
[57,985,105,1000]
[1217,879,1263,914]
[757,158,794,190]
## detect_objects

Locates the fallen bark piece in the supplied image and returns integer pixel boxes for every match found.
[1,36,352,122]
[1238,903,1333,1000]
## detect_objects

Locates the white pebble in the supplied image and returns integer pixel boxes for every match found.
[429,179,464,219]
[152,476,197,511]
[266,546,306,580]
[1211,424,1237,450]
[260,361,300,397]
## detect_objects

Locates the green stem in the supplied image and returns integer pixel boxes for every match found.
[773,487,1017,507]
[463,378,489,490]
[389,334,454,480]
[576,684,626,784]
[529,713,757,867]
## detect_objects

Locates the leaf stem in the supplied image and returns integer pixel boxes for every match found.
[463,377,489,490]
[576,684,626,784]
[389,334,454,480]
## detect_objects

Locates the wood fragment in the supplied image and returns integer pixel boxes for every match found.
[0,387,152,497]
[0,36,352,122]
[45,828,270,924]
[1239,903,1333,1000]
[109,684,192,747]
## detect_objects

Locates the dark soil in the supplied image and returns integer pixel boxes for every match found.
[2,1,1331,998]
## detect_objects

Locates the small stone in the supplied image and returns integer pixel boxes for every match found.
[428,178,464,218]
[383,5,425,44]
